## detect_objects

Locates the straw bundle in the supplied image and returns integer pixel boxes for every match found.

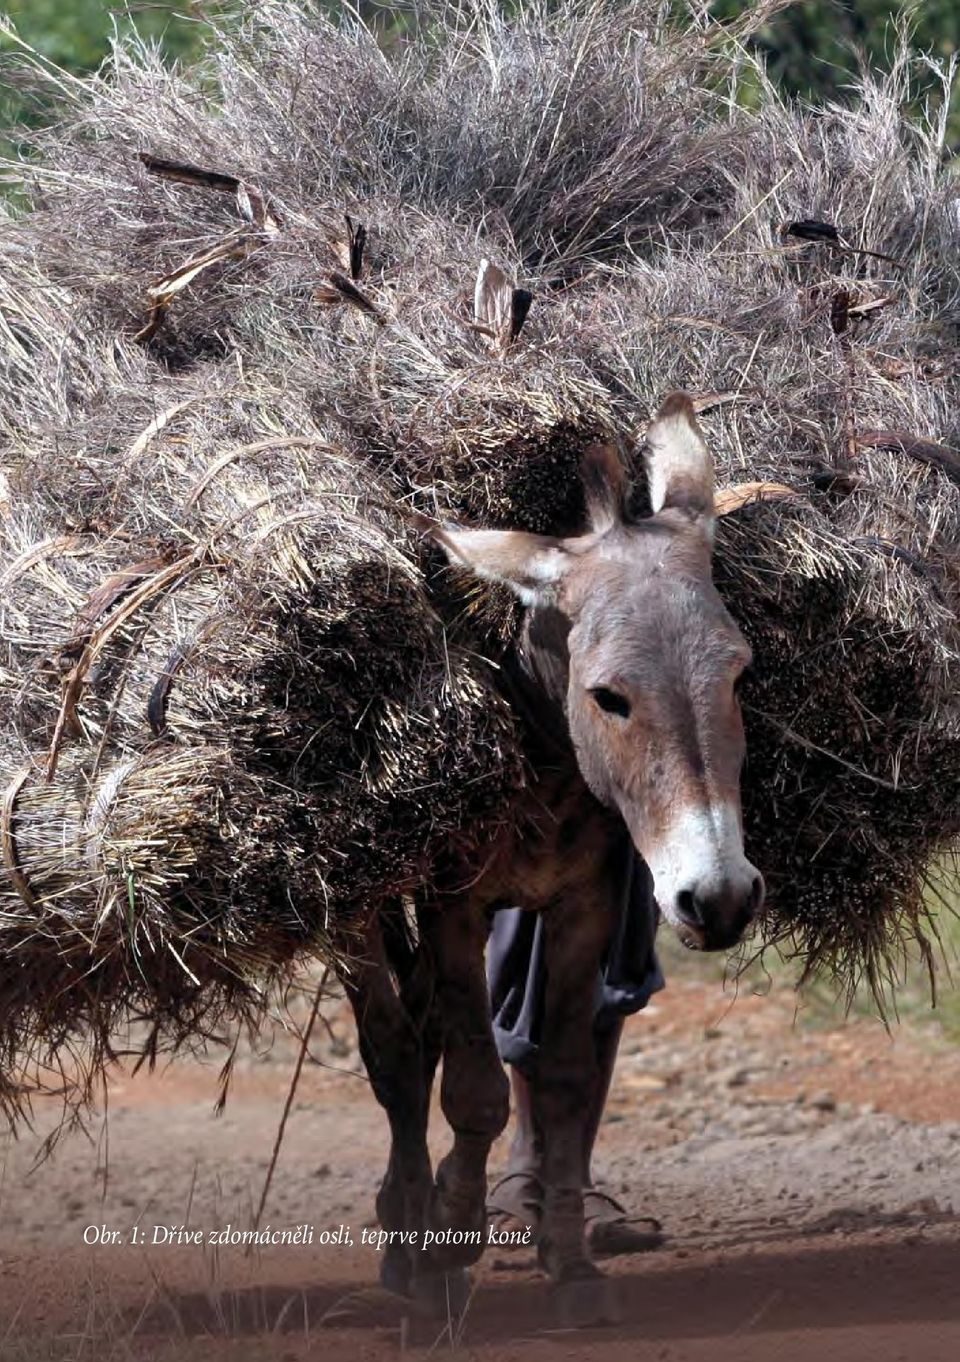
[0,371,521,1112]
[1,1,958,1107]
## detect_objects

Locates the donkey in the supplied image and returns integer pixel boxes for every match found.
[335,393,763,1325]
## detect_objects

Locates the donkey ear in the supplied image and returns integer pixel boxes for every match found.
[425,523,571,606]
[644,392,715,529]
[581,442,629,534]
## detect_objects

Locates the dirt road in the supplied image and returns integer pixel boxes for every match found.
[1,958,958,1361]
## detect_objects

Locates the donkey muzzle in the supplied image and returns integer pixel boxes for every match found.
[672,870,765,952]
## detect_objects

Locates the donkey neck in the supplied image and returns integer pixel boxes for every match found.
[474,601,627,911]
[521,604,571,707]
[499,604,574,765]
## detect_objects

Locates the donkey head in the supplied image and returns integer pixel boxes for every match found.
[431,393,763,951]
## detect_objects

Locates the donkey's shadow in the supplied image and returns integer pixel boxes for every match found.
[129,1228,960,1346]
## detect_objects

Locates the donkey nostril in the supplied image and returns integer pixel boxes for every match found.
[676,889,701,926]
[749,875,764,916]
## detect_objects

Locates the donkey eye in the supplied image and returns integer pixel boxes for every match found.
[590,687,631,718]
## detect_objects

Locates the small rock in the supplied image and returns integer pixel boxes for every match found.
[718,1066,750,1088]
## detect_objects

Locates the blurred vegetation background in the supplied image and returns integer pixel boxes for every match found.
[1,2,201,127]
[1,2,959,151]
[1,0,201,72]
[715,1,959,108]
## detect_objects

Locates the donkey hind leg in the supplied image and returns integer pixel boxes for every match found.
[379,897,452,1303]
[536,891,623,1327]
[417,894,510,1273]
[338,910,434,1299]
[384,898,445,1105]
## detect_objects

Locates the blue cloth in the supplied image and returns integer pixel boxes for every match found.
[486,853,664,1075]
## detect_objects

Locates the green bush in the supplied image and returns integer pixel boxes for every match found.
[3,0,202,70]
[713,1,959,145]
[716,1,959,95]
[1,1,208,155]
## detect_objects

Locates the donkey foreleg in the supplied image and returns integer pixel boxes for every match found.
[535,892,622,1324]
[418,894,510,1270]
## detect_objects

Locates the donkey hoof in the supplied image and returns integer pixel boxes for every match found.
[410,1267,471,1320]
[379,1244,413,1297]
[426,1180,487,1266]
[551,1273,622,1329]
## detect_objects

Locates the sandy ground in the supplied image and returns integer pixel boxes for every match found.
[1,957,959,1361]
